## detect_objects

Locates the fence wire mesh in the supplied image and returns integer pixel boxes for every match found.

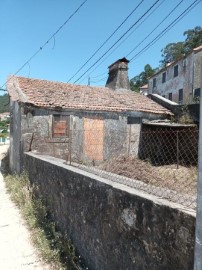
[65,126,198,210]
[30,124,198,210]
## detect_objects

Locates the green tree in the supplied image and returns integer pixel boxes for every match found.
[0,94,9,113]
[160,26,202,66]
[130,64,155,92]
[184,26,202,53]
[160,42,185,66]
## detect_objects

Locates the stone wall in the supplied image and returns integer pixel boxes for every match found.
[21,106,130,165]
[10,101,169,173]
[9,101,22,173]
[24,152,196,270]
[18,105,157,170]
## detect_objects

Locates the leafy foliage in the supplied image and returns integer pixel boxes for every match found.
[160,42,185,66]
[130,64,155,92]
[160,26,202,66]
[0,94,9,113]
[0,119,9,139]
[184,26,202,54]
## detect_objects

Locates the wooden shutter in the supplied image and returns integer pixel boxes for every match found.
[53,115,69,137]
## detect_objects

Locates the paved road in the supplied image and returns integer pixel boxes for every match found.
[0,145,50,270]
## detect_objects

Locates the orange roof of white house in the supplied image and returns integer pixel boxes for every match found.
[139,84,148,90]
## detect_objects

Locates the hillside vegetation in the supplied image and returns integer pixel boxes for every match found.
[0,94,9,113]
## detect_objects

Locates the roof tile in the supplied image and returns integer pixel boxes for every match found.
[7,76,172,115]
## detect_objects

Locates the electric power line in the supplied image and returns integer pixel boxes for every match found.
[108,0,166,61]
[130,0,201,62]
[90,72,107,79]
[78,0,166,84]
[67,0,144,83]
[1,0,88,89]
[73,0,161,84]
[90,76,108,83]
[126,0,184,58]
[81,0,200,85]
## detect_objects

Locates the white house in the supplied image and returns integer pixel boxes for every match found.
[148,46,202,104]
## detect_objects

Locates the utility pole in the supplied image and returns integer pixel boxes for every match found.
[194,55,202,270]
[88,77,90,86]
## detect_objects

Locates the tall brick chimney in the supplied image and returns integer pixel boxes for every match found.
[106,57,130,90]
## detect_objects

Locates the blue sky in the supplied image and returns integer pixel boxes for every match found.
[0,0,201,94]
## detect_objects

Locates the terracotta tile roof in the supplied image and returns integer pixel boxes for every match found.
[7,76,172,115]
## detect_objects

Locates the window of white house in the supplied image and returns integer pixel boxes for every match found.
[194,88,201,98]
[168,93,172,101]
[174,65,178,77]
[178,89,183,104]
[153,78,156,88]
[52,115,69,137]
[162,72,166,83]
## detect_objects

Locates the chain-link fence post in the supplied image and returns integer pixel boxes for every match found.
[66,130,72,165]
[128,124,131,157]
[69,130,72,165]
[194,55,202,270]
[176,131,179,169]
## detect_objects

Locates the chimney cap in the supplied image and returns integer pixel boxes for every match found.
[108,57,129,69]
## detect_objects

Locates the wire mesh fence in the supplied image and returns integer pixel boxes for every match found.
[29,124,198,210]
[65,126,198,210]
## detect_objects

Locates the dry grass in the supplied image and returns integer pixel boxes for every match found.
[99,156,197,196]
[4,173,78,270]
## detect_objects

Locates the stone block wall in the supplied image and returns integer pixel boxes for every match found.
[20,106,133,165]
[24,152,195,270]
[10,101,169,174]
[9,101,22,173]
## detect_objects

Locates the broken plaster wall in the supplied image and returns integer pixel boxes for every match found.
[17,104,168,171]
[24,152,195,270]
[20,106,131,166]
[193,50,202,92]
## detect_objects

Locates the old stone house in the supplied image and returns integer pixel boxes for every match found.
[7,58,172,173]
[148,45,202,104]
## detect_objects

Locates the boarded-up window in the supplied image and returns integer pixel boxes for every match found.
[84,117,104,161]
[52,115,69,137]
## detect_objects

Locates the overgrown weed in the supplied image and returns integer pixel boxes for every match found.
[4,173,78,270]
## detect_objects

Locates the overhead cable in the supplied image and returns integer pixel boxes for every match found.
[130,0,201,62]
[78,0,166,84]
[67,0,144,82]
[1,0,88,89]
[73,0,161,84]
[126,0,184,57]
